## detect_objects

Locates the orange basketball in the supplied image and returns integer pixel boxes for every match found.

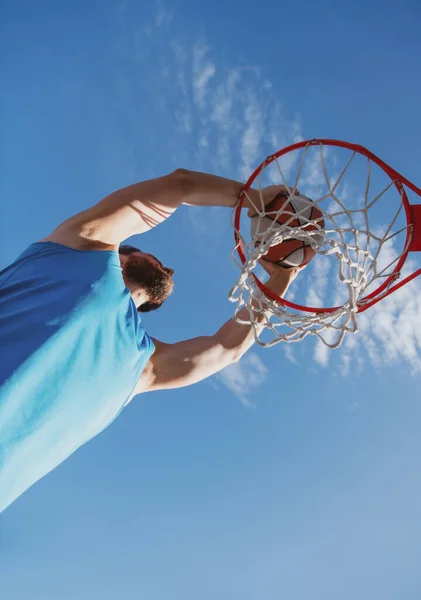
[250,192,325,268]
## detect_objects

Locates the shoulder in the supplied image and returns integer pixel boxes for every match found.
[40,169,190,250]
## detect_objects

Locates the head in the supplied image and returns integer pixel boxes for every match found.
[119,245,174,313]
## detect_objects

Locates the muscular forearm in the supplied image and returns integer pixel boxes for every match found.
[213,306,266,362]
[213,267,295,362]
[182,170,260,210]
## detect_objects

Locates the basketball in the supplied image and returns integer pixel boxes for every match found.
[250,192,325,268]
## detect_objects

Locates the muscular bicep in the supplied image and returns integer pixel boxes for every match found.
[135,336,235,394]
[42,170,188,249]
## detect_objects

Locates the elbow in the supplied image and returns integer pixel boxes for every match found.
[212,342,242,371]
[170,168,194,202]
[213,337,248,367]
[171,168,191,193]
[172,168,191,177]
[226,348,244,366]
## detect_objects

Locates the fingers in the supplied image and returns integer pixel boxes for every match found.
[258,258,294,276]
[258,258,305,279]
[258,258,277,275]
[247,184,300,218]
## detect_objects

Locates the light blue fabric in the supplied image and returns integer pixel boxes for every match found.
[0,242,154,512]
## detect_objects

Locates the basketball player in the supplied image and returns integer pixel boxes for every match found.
[0,170,300,513]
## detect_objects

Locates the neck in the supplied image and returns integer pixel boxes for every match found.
[125,283,149,309]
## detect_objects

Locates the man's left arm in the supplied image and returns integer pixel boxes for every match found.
[135,264,298,394]
[42,169,289,250]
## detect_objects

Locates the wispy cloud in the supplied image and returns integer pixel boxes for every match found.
[114,0,421,389]
[192,43,216,109]
[133,26,304,261]
[216,352,268,407]
[346,261,421,373]
[308,238,421,374]
[209,69,241,168]
[116,4,421,383]
[265,142,421,375]
[127,5,303,190]
[283,344,299,366]
[156,0,173,27]
[181,44,301,181]
[239,93,265,180]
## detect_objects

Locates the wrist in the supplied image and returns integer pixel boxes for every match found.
[239,187,261,211]
[264,268,298,299]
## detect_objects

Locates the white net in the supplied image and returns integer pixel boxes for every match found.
[229,141,413,348]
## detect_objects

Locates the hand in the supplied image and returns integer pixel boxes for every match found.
[259,259,304,300]
[247,184,299,218]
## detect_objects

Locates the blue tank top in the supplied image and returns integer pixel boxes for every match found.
[0,242,154,512]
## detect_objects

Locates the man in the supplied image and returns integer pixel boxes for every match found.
[0,170,299,513]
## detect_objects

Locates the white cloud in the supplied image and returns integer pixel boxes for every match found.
[283,344,298,365]
[116,2,421,381]
[169,31,421,377]
[198,130,209,148]
[306,256,330,310]
[156,0,172,27]
[239,94,265,180]
[170,40,188,95]
[209,69,241,168]
[267,143,421,375]
[155,37,304,243]
[210,69,240,126]
[315,338,330,367]
[192,44,216,108]
[352,264,421,372]
[188,46,302,181]
[216,352,268,407]
[300,146,332,193]
[311,250,421,374]
[175,109,192,133]
[306,257,334,367]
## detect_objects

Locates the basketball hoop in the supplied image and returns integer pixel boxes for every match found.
[229,139,421,348]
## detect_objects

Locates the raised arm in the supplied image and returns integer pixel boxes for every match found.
[42,169,286,250]
[43,170,251,248]
[135,263,298,394]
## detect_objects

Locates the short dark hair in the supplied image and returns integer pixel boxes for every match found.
[118,244,174,313]
[119,244,142,256]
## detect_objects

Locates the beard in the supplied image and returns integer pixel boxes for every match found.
[122,254,174,311]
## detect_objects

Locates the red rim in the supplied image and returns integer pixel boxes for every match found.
[234,138,421,314]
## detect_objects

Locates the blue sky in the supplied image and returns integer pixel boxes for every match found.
[1,0,421,598]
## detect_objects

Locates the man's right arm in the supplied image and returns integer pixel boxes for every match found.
[134,263,299,394]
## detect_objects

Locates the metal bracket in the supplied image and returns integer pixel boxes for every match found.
[409,205,421,251]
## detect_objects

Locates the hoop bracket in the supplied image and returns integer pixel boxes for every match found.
[409,205,421,252]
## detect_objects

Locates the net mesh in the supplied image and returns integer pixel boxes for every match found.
[229,141,412,348]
